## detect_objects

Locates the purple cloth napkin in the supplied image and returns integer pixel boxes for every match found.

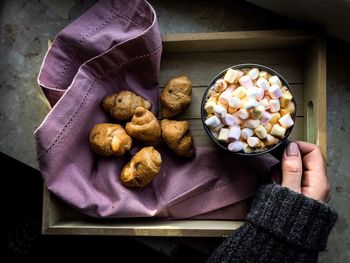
[35,0,275,219]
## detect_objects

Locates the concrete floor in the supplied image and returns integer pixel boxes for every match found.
[0,0,349,261]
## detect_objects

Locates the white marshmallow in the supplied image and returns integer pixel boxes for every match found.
[278,114,294,128]
[241,128,254,140]
[223,114,236,126]
[244,99,258,110]
[260,111,272,125]
[205,115,221,127]
[268,85,283,99]
[218,128,230,142]
[228,141,243,152]
[218,90,232,104]
[228,126,241,142]
[256,87,265,101]
[214,79,228,92]
[244,119,260,129]
[205,100,216,114]
[239,75,254,88]
[264,134,279,146]
[251,105,265,120]
[271,124,286,138]
[228,97,241,109]
[224,68,239,84]
[259,98,270,110]
[269,99,280,112]
[256,78,270,90]
[214,104,227,117]
[249,68,260,80]
[232,113,243,125]
[237,109,249,120]
[254,125,267,139]
[247,87,258,99]
[269,75,282,87]
[232,86,247,98]
[247,137,261,148]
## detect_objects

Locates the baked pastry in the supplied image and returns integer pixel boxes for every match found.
[160,76,192,118]
[120,146,162,187]
[89,123,132,156]
[160,119,194,158]
[102,90,151,121]
[125,107,161,143]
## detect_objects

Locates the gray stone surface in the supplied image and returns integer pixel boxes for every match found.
[0,0,349,261]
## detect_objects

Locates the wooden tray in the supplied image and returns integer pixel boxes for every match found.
[42,30,326,237]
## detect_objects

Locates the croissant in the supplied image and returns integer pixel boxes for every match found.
[125,107,161,143]
[160,76,192,118]
[120,146,162,187]
[102,90,151,121]
[160,119,194,158]
[89,123,132,156]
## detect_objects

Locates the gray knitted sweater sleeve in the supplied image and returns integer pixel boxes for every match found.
[208,184,337,263]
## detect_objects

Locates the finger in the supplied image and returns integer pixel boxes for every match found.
[295,141,321,157]
[281,142,303,193]
[296,141,325,174]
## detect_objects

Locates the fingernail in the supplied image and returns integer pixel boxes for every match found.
[286,142,299,156]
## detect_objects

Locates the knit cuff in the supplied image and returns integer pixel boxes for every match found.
[247,184,337,251]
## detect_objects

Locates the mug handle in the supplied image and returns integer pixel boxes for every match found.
[270,139,290,161]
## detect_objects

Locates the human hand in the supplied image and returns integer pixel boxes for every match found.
[279,141,330,202]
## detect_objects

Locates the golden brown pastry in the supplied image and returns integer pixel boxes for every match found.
[120,146,162,187]
[125,107,161,143]
[160,119,194,158]
[89,123,132,156]
[102,90,151,121]
[160,76,192,118]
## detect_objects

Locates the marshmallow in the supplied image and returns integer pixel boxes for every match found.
[280,93,293,108]
[244,119,260,129]
[271,124,286,138]
[205,100,216,114]
[228,141,243,152]
[232,113,243,125]
[270,112,281,125]
[263,122,272,133]
[259,71,269,79]
[254,125,267,139]
[264,134,279,146]
[227,106,238,114]
[247,137,261,148]
[268,85,283,99]
[248,68,260,80]
[214,79,228,92]
[244,99,258,110]
[247,87,258,99]
[214,104,227,117]
[256,78,270,90]
[260,111,272,125]
[214,123,225,132]
[269,99,280,112]
[256,87,265,101]
[224,68,239,84]
[242,143,253,153]
[237,109,249,120]
[223,114,236,126]
[228,126,241,142]
[251,105,265,120]
[211,131,218,139]
[218,90,232,104]
[259,98,270,110]
[241,128,254,140]
[239,75,254,88]
[269,75,282,87]
[232,86,247,98]
[285,101,296,115]
[205,115,221,127]
[218,128,230,142]
[228,97,241,109]
[280,109,289,116]
[278,114,294,128]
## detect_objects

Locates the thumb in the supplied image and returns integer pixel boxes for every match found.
[281,142,302,193]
